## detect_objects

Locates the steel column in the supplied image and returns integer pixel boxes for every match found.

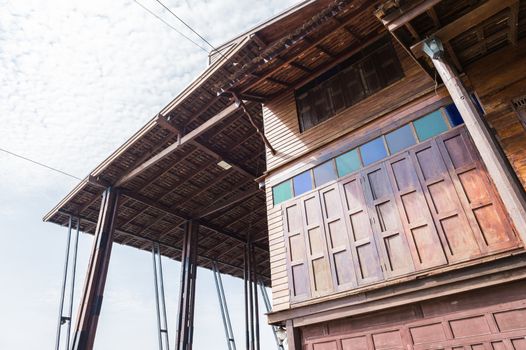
[55,215,82,350]
[212,262,236,350]
[152,242,170,350]
[71,188,120,350]
[244,240,261,350]
[175,220,199,350]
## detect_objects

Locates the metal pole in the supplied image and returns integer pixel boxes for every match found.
[252,246,260,350]
[213,263,234,350]
[157,244,170,350]
[244,244,249,350]
[65,217,81,350]
[259,283,284,350]
[152,243,163,350]
[217,263,236,350]
[55,215,73,350]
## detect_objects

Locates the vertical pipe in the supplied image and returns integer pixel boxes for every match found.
[65,217,81,350]
[152,243,163,350]
[157,244,169,350]
[252,247,260,350]
[213,263,232,350]
[244,244,249,350]
[55,215,73,350]
[217,263,236,350]
[248,241,254,350]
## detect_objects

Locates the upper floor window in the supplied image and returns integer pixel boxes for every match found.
[295,37,404,132]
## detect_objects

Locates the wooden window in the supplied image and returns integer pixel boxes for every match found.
[273,180,292,206]
[335,149,362,177]
[413,110,448,141]
[293,171,313,196]
[385,125,416,154]
[313,161,337,187]
[444,103,464,127]
[295,37,404,132]
[360,137,388,165]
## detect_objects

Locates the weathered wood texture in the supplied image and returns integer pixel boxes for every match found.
[262,40,434,173]
[300,281,526,350]
[466,39,526,190]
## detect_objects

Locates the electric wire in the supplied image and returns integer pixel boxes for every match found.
[134,0,209,53]
[152,0,230,61]
[0,147,82,181]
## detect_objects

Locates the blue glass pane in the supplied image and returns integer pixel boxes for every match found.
[313,161,337,187]
[360,137,388,165]
[293,171,313,196]
[335,149,361,177]
[413,110,448,141]
[445,104,464,127]
[385,125,416,154]
[273,181,292,206]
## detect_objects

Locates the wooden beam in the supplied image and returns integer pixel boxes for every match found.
[383,0,443,32]
[427,8,440,28]
[114,103,239,187]
[411,0,518,58]
[510,1,519,46]
[196,186,261,219]
[289,61,312,73]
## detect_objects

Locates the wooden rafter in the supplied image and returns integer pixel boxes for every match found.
[196,186,261,219]
[410,0,518,58]
[114,103,239,187]
[381,0,443,32]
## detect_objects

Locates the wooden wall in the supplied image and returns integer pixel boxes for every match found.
[466,39,526,190]
[262,40,434,174]
[264,40,436,311]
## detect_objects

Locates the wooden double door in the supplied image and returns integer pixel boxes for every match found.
[283,127,519,302]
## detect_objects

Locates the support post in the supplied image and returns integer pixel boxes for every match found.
[71,188,120,350]
[423,38,526,242]
[55,216,72,350]
[259,283,284,350]
[285,320,301,350]
[212,262,236,350]
[152,242,170,350]
[175,220,199,350]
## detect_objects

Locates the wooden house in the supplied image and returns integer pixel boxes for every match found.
[46,1,526,349]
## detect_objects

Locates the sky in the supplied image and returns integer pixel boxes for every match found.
[0,0,300,348]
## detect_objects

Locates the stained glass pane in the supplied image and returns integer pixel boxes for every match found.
[413,110,448,141]
[385,125,416,154]
[313,161,337,187]
[273,181,292,206]
[360,137,388,165]
[293,171,313,196]
[444,104,464,127]
[335,149,361,177]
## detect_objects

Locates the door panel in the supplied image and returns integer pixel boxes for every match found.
[283,200,311,301]
[411,139,481,262]
[385,152,448,270]
[319,184,359,291]
[362,164,415,277]
[339,174,384,285]
[436,129,517,253]
[301,193,334,297]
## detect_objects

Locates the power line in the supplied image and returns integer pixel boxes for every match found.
[153,0,229,61]
[0,147,82,181]
[153,0,216,51]
[134,0,209,53]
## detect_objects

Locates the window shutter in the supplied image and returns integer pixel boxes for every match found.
[326,75,346,114]
[297,91,316,131]
[312,84,332,124]
[375,44,404,86]
[341,66,365,105]
[359,58,381,95]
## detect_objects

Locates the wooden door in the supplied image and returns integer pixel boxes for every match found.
[338,173,384,285]
[384,152,448,270]
[411,138,481,262]
[299,192,334,297]
[436,128,518,253]
[282,200,311,302]
[319,184,359,291]
[362,164,415,277]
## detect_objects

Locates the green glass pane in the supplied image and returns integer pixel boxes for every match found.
[413,110,448,141]
[385,124,416,154]
[335,149,361,177]
[273,181,292,206]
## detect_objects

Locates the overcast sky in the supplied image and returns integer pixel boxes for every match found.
[0,0,299,348]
